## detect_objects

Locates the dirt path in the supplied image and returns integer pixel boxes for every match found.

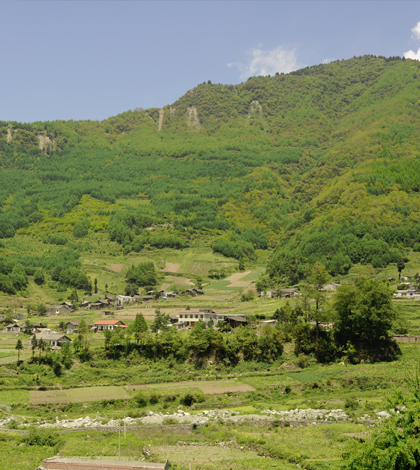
[164,263,181,273]
[226,271,252,282]
[109,264,123,273]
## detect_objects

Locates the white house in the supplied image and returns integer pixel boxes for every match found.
[176,309,218,327]
[115,295,134,305]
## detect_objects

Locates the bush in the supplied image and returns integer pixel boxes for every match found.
[25,428,59,447]
[241,291,255,302]
[297,353,309,368]
[345,396,359,410]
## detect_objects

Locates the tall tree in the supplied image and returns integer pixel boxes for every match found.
[397,258,406,280]
[307,262,331,339]
[15,339,22,363]
[131,313,148,344]
[334,278,396,346]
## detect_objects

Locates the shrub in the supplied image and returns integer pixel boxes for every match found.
[345,396,359,410]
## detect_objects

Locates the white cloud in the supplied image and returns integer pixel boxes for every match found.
[404,47,420,61]
[228,46,299,80]
[404,22,420,60]
[412,21,420,40]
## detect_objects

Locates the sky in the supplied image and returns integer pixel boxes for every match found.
[1,1,420,122]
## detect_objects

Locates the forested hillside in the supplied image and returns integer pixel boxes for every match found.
[1,55,420,292]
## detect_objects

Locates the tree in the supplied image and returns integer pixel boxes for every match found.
[342,367,420,469]
[15,339,22,363]
[58,321,66,332]
[334,278,396,346]
[307,262,331,339]
[151,309,170,333]
[38,338,45,360]
[68,289,78,305]
[94,278,98,294]
[196,276,203,289]
[33,269,45,285]
[31,336,37,361]
[130,313,148,344]
[36,303,47,316]
[397,257,406,280]
[26,304,32,316]
[105,283,108,295]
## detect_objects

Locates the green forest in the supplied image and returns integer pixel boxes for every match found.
[2,55,420,291]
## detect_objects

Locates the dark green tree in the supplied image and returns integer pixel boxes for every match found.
[33,269,45,285]
[397,257,406,280]
[151,309,170,333]
[94,278,98,294]
[334,278,396,346]
[15,339,22,363]
[130,313,148,344]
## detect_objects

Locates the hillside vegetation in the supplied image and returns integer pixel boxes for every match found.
[1,55,420,294]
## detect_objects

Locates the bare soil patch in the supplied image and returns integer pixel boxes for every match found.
[227,280,252,288]
[127,380,255,395]
[30,385,131,405]
[166,276,193,285]
[151,445,258,464]
[226,271,252,282]
[164,263,181,273]
[199,383,255,394]
[109,264,123,273]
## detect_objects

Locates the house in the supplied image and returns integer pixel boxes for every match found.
[90,299,110,310]
[185,289,197,296]
[260,290,277,298]
[260,320,277,327]
[141,295,154,302]
[222,315,248,329]
[279,288,299,298]
[322,283,342,293]
[5,323,21,333]
[32,333,71,347]
[115,295,134,305]
[176,309,218,327]
[394,289,420,299]
[60,301,74,309]
[40,457,169,470]
[79,301,91,309]
[93,320,127,331]
[47,305,71,315]
[66,321,93,333]
[192,288,204,295]
[166,292,177,298]
[33,327,51,334]
[15,313,25,320]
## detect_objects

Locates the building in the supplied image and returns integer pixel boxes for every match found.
[115,295,134,305]
[5,323,21,333]
[394,289,420,299]
[260,290,277,298]
[32,333,71,347]
[47,305,71,315]
[175,309,218,327]
[322,283,342,293]
[39,457,168,470]
[65,322,93,333]
[79,301,91,309]
[279,288,299,298]
[93,320,127,331]
[222,315,248,329]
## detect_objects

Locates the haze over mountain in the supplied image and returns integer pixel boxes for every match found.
[1,55,420,293]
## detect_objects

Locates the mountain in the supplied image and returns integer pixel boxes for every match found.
[1,54,420,294]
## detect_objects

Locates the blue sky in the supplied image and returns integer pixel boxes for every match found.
[1,1,420,122]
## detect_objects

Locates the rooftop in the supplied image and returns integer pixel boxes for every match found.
[93,320,127,326]
[42,457,167,469]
